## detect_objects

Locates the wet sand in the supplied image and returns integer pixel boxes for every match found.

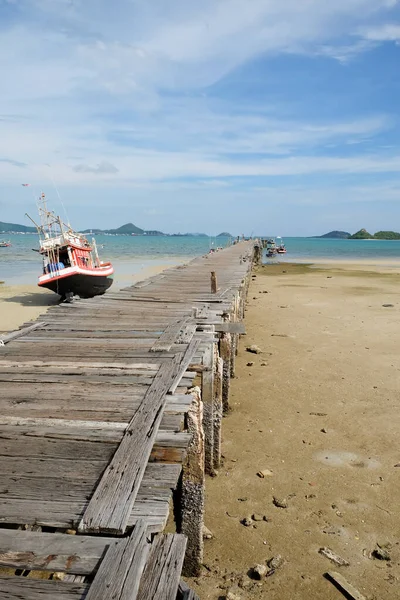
[0,261,186,334]
[188,261,400,599]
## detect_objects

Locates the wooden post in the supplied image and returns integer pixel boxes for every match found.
[210,271,217,294]
[181,387,204,577]
[219,332,232,413]
[254,243,262,264]
[202,341,215,475]
[213,351,223,469]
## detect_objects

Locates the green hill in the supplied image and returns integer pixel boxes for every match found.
[348,229,400,240]
[349,229,374,239]
[106,223,144,235]
[217,232,233,237]
[0,221,36,233]
[373,231,400,240]
[316,230,350,239]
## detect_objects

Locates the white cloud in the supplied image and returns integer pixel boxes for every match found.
[360,23,400,40]
[0,0,399,219]
[73,161,119,174]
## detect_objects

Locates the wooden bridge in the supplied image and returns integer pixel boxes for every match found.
[0,240,258,599]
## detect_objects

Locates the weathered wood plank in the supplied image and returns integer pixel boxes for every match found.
[0,528,117,574]
[325,571,367,600]
[137,534,187,600]
[150,318,189,352]
[0,576,88,600]
[0,322,46,345]
[213,322,245,334]
[85,520,150,600]
[169,339,200,394]
[177,580,200,600]
[79,355,186,533]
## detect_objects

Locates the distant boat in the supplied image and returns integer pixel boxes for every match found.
[27,193,114,301]
[276,236,287,254]
[0,240,11,247]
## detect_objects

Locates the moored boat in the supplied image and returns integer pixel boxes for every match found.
[27,193,114,301]
[0,240,11,247]
[276,236,287,254]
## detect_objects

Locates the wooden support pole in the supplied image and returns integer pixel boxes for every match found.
[219,332,232,413]
[213,352,223,469]
[210,271,217,294]
[181,388,204,577]
[201,341,215,475]
[253,244,262,265]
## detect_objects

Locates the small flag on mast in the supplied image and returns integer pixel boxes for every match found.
[21,183,30,187]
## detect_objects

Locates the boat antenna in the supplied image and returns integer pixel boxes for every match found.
[45,164,71,228]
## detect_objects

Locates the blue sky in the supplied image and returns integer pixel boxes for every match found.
[1,0,400,235]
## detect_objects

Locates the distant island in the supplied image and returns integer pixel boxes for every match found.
[315,229,400,240]
[349,229,400,240]
[0,221,36,233]
[81,222,164,236]
[314,231,351,239]
[217,232,233,237]
[0,220,231,237]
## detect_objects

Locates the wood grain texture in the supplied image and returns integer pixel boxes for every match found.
[0,576,88,600]
[85,519,150,600]
[79,355,185,533]
[0,528,116,574]
[0,322,46,345]
[150,318,189,352]
[137,534,187,600]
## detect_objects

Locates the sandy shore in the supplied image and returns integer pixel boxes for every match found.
[0,260,188,335]
[188,261,400,599]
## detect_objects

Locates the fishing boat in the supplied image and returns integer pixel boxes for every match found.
[0,240,11,247]
[276,236,287,254]
[27,193,114,301]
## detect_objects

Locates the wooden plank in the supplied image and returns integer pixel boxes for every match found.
[169,339,200,394]
[137,534,187,600]
[0,360,160,370]
[0,576,88,600]
[85,520,150,600]
[79,355,186,533]
[0,322,46,345]
[325,571,367,600]
[177,322,197,344]
[0,528,117,574]
[177,581,200,600]
[150,318,189,352]
[213,322,245,334]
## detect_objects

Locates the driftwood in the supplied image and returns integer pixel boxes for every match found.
[325,571,367,600]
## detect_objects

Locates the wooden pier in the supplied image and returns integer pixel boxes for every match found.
[0,241,257,599]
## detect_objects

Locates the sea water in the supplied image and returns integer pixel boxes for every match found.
[2,234,400,285]
[0,234,227,285]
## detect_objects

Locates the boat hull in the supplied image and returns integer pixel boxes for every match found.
[39,271,113,298]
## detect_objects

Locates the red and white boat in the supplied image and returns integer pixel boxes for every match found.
[27,193,113,301]
[0,240,11,247]
[276,236,287,254]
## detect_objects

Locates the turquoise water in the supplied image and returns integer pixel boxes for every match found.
[2,234,400,285]
[0,234,228,285]
[268,237,400,262]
